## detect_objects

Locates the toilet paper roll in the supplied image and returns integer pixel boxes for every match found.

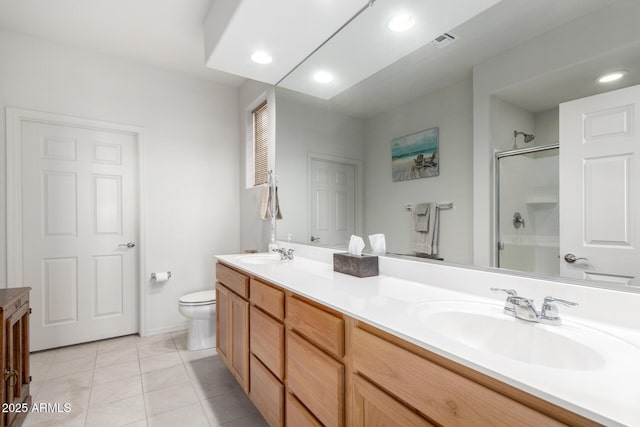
[153,272,170,282]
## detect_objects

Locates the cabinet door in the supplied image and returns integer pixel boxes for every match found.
[216,285,230,365]
[352,328,565,427]
[250,355,283,427]
[250,306,284,380]
[352,375,434,427]
[230,293,249,393]
[286,392,322,427]
[5,303,30,427]
[287,331,344,427]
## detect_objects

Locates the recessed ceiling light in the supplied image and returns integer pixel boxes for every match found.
[388,14,415,32]
[313,71,334,84]
[251,51,272,65]
[597,71,626,83]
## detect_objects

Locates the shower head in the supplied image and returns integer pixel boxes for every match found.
[514,130,535,143]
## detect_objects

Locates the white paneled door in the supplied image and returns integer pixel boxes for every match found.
[559,84,640,286]
[19,119,139,351]
[309,158,356,247]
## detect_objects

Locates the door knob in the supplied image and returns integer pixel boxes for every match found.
[118,242,136,248]
[310,236,320,242]
[564,253,587,263]
[513,212,525,229]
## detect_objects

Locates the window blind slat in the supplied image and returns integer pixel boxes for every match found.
[253,101,269,186]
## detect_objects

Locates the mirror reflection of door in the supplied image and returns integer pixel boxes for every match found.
[309,158,356,247]
[559,84,640,286]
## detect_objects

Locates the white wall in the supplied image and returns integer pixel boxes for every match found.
[275,95,365,244]
[534,107,559,146]
[491,97,534,151]
[364,78,473,264]
[0,30,240,335]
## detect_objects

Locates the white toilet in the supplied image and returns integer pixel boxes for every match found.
[178,290,216,351]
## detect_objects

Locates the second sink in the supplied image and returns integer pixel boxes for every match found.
[410,300,613,371]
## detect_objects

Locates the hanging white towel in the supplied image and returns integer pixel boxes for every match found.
[412,203,439,255]
[260,185,283,220]
[274,186,283,220]
[414,203,430,232]
[260,185,271,220]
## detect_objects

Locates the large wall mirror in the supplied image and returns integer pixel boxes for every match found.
[274,0,640,289]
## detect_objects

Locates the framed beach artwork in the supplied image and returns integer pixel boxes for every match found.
[391,127,439,182]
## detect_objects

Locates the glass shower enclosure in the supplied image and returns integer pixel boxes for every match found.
[495,144,559,275]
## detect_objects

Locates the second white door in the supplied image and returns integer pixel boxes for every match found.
[19,119,139,351]
[309,158,356,247]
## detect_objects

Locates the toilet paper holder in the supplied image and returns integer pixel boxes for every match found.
[151,272,172,281]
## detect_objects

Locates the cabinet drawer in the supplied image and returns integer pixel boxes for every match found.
[286,296,344,357]
[250,279,284,320]
[216,263,249,298]
[250,306,284,380]
[352,375,434,427]
[250,355,284,427]
[352,328,564,427]
[287,331,344,427]
[286,392,322,427]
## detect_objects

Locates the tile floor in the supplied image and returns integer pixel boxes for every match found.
[26,331,267,427]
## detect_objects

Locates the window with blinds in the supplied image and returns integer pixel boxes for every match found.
[253,100,269,186]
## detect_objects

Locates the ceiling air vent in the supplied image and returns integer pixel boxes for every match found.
[429,32,459,48]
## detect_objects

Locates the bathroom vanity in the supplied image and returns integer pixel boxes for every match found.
[0,288,31,427]
[214,248,640,426]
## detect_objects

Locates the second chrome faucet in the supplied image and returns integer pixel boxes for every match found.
[273,247,295,260]
[491,288,578,325]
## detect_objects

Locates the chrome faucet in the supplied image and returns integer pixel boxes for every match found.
[491,288,577,325]
[539,296,578,325]
[274,248,295,260]
[490,288,518,316]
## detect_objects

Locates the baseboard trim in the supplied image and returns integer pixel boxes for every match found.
[143,321,189,337]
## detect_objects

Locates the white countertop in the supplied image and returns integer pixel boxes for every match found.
[216,252,640,426]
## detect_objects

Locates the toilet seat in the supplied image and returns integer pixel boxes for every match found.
[179,290,216,306]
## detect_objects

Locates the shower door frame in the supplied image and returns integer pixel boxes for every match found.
[494,143,559,269]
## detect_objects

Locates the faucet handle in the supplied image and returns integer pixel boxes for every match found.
[540,296,578,325]
[490,288,519,316]
[543,296,578,307]
[490,288,517,297]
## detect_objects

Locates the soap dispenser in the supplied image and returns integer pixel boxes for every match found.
[268,233,278,252]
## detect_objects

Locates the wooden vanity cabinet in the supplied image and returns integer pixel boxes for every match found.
[1,288,31,427]
[249,279,285,427]
[215,261,598,427]
[350,322,600,427]
[215,264,249,393]
[285,295,346,427]
[352,375,434,427]
[285,392,321,427]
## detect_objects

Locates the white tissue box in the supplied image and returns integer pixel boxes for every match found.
[333,253,379,278]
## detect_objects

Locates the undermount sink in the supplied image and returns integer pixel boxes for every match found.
[236,253,282,265]
[409,300,615,371]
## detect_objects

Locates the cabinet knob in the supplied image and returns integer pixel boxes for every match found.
[4,368,18,381]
